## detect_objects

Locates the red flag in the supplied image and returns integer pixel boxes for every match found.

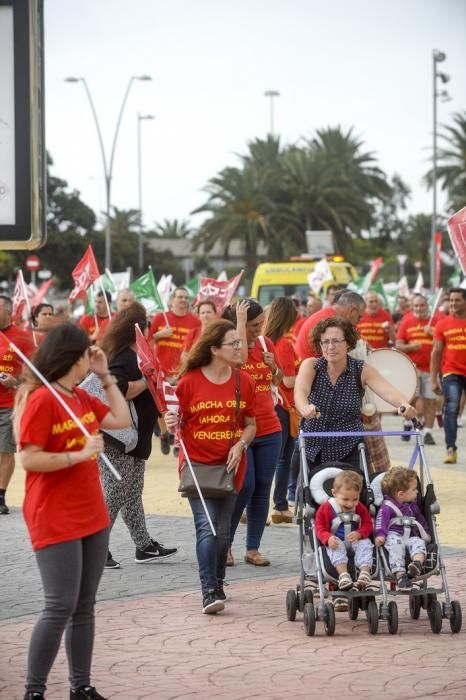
[447,207,466,275]
[194,270,243,313]
[12,271,27,322]
[31,278,54,307]
[69,245,100,303]
[368,257,383,286]
[134,323,166,413]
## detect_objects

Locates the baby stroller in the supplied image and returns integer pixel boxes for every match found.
[371,422,462,635]
[286,431,394,637]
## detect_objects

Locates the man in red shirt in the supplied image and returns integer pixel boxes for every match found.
[295,290,366,360]
[396,294,437,444]
[79,290,112,342]
[0,296,35,514]
[430,287,466,464]
[357,292,396,349]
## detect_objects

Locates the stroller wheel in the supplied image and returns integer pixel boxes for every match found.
[409,594,421,620]
[323,602,336,636]
[286,589,298,621]
[348,596,359,620]
[387,601,399,635]
[449,600,462,634]
[366,600,379,635]
[303,602,316,636]
[303,588,314,607]
[429,601,443,634]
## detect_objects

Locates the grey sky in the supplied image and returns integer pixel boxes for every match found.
[44,0,466,234]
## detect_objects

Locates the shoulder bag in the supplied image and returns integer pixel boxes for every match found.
[178,369,241,498]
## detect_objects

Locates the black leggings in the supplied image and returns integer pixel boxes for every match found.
[25,528,109,694]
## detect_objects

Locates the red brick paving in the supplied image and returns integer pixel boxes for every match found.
[2,558,466,700]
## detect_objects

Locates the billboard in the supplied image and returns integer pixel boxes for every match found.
[0,0,46,248]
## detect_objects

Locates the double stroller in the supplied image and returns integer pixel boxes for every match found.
[285,426,463,636]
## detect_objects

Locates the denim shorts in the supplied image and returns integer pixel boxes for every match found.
[415,371,436,400]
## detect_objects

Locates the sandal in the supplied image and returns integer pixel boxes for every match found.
[226,548,234,567]
[355,570,372,590]
[337,571,353,590]
[334,597,349,612]
[271,509,294,524]
[408,560,423,578]
[244,550,270,566]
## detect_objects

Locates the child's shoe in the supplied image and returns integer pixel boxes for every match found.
[396,574,413,591]
[355,570,372,590]
[337,571,353,590]
[408,560,423,578]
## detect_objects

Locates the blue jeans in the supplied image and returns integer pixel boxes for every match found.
[230,430,282,551]
[443,374,466,450]
[273,405,296,510]
[189,495,236,594]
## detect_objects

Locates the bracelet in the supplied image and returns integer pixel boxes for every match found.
[140,376,147,385]
[102,375,118,389]
[239,438,248,451]
[272,366,279,377]
[66,452,73,467]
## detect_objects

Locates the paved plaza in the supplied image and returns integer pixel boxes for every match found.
[1,417,465,699]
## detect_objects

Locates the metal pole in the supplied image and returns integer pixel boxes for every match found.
[431,53,437,293]
[137,114,143,272]
[264,90,280,136]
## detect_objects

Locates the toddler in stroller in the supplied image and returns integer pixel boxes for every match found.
[375,466,430,591]
[315,470,373,591]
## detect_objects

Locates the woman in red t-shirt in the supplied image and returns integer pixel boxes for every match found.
[263,297,300,523]
[15,323,130,700]
[165,320,256,615]
[227,300,283,567]
[180,299,217,362]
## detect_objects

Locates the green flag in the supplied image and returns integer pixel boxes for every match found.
[130,270,165,313]
[186,274,200,299]
[85,271,116,314]
[447,269,461,287]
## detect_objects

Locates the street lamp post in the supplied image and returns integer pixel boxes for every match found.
[430,50,449,292]
[264,89,280,136]
[137,113,155,272]
[65,75,152,270]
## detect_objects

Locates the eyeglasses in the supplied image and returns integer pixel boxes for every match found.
[221,339,243,349]
[320,339,346,348]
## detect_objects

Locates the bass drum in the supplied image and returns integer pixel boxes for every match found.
[364,348,418,413]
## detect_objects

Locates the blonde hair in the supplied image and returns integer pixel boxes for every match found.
[381,466,416,498]
[332,470,363,494]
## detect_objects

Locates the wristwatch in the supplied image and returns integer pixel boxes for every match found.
[239,438,248,451]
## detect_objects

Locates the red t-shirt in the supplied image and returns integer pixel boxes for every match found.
[176,367,256,491]
[434,315,466,377]
[181,326,202,355]
[79,314,110,341]
[295,306,336,360]
[150,311,201,376]
[286,317,306,342]
[242,337,281,437]
[357,309,393,349]
[275,336,300,407]
[0,325,35,409]
[19,386,110,550]
[396,315,438,373]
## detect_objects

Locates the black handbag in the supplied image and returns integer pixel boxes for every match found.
[178,370,241,498]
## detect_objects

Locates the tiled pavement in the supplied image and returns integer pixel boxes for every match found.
[1,417,465,699]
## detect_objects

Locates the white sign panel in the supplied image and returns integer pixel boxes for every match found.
[0,6,15,225]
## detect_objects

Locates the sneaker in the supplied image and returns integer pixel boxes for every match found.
[105,551,120,569]
[436,412,444,428]
[424,432,436,445]
[444,448,458,465]
[70,687,108,700]
[401,422,412,441]
[396,574,413,591]
[160,433,170,455]
[135,539,177,563]
[202,590,224,614]
[408,560,423,578]
[24,693,45,700]
[0,502,9,515]
[458,417,464,428]
[216,582,227,601]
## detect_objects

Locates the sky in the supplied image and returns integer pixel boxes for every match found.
[44,0,466,236]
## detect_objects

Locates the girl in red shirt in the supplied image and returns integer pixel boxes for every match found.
[227,300,283,567]
[180,299,217,362]
[165,320,256,614]
[15,323,130,700]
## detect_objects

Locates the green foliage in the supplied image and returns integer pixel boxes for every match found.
[150,218,193,238]
[424,111,466,213]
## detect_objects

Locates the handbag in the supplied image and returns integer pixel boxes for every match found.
[80,372,139,453]
[178,370,240,498]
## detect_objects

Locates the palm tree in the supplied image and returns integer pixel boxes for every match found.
[424,111,466,213]
[152,218,193,238]
[109,207,140,237]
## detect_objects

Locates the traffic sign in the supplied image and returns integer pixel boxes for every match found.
[26,255,40,271]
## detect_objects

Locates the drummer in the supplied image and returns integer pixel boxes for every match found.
[294,317,418,471]
[356,292,396,350]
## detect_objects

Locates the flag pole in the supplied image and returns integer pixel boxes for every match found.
[428,287,443,326]
[178,436,216,536]
[98,277,113,319]
[19,270,37,347]
[5,336,121,481]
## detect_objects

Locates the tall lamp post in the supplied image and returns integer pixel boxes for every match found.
[65,75,152,270]
[430,50,450,292]
[264,89,280,136]
[137,113,155,272]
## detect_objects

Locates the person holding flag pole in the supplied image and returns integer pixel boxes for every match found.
[12,323,130,700]
[164,320,256,615]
